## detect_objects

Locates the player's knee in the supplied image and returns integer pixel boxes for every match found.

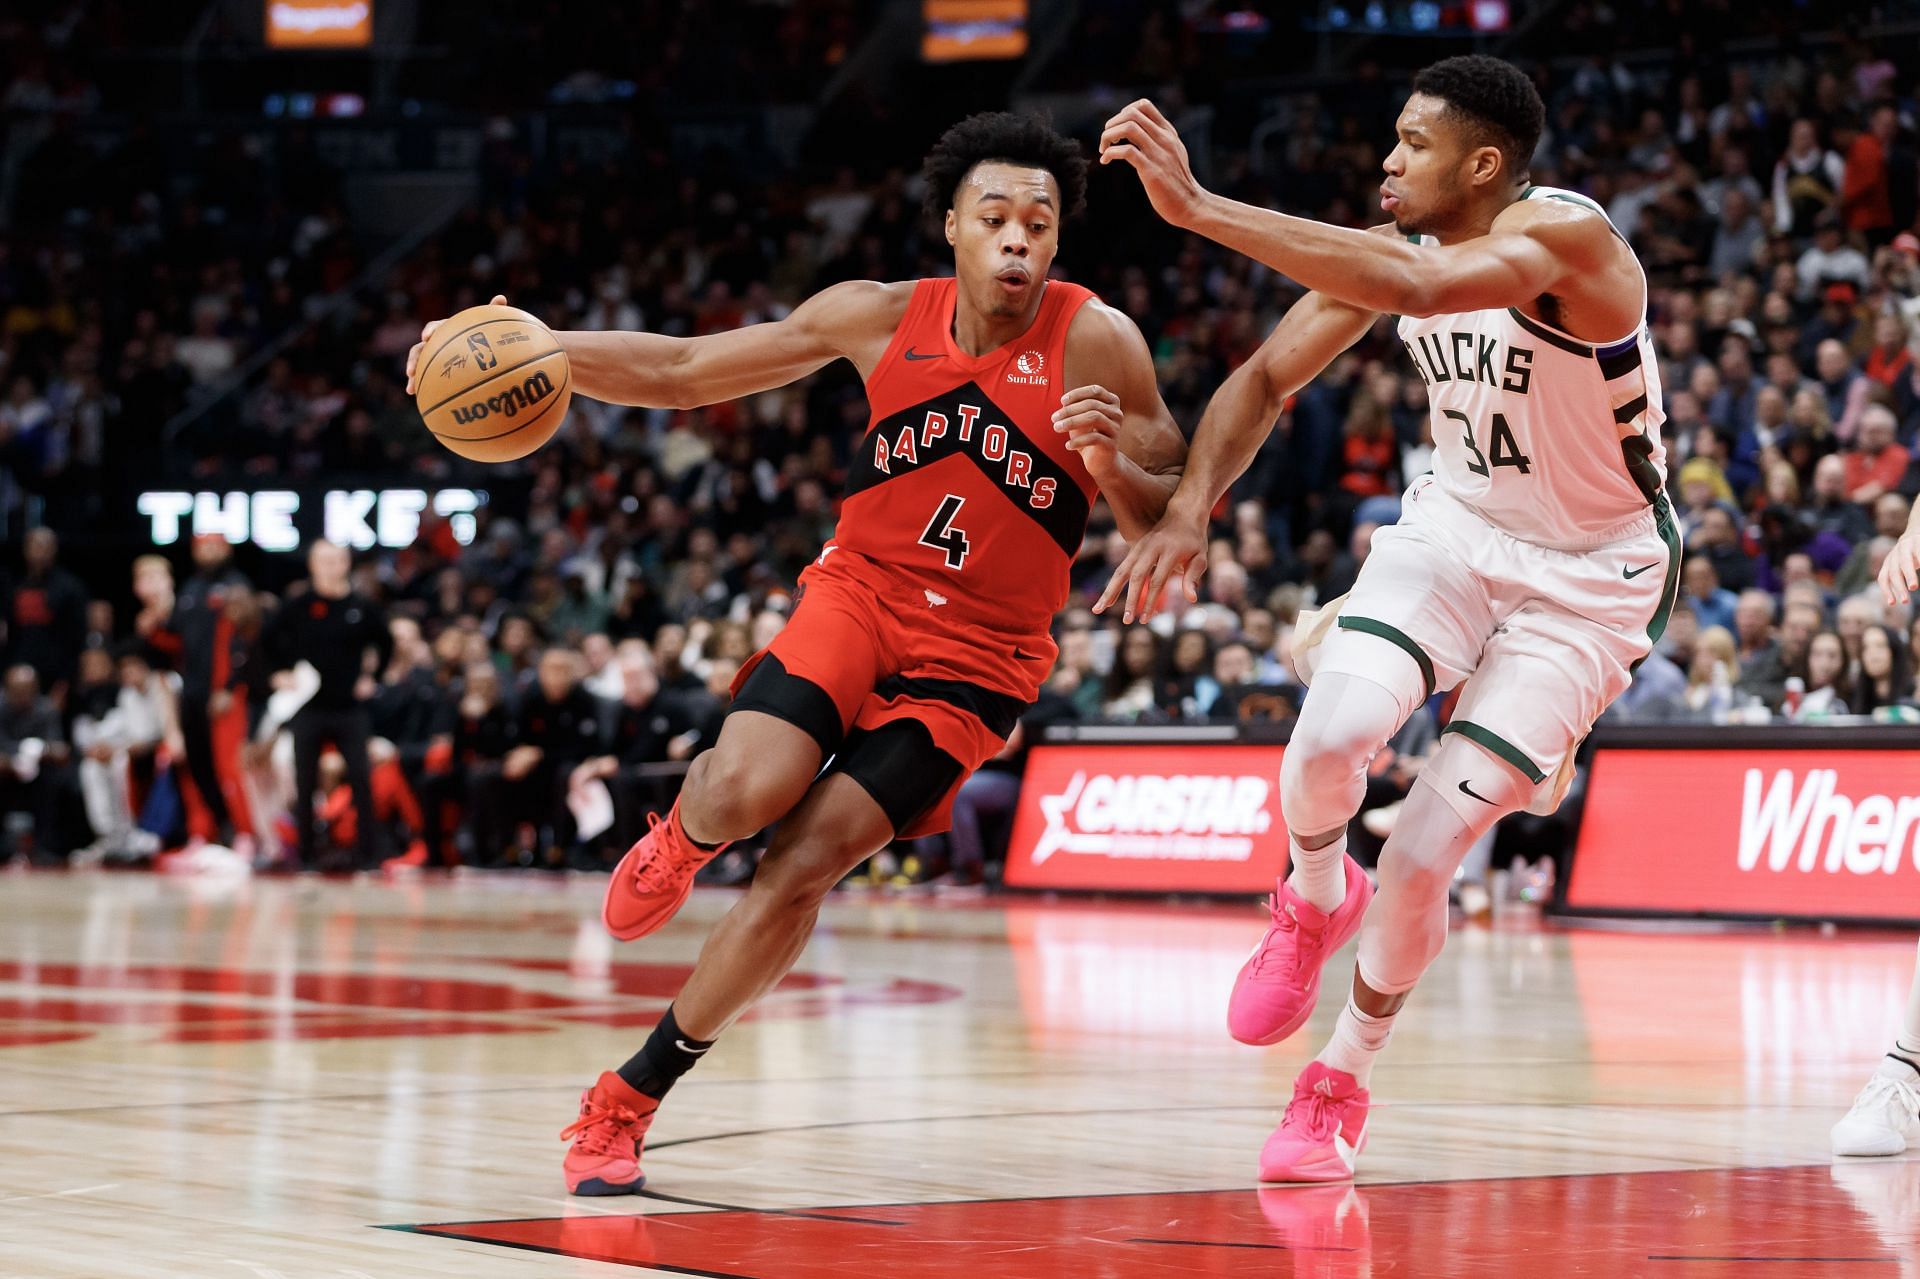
[682,748,791,841]
[1376,842,1457,906]
[1280,720,1380,833]
[1282,731,1369,799]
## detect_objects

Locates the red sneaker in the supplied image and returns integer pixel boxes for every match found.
[601,801,730,942]
[1227,854,1374,1046]
[560,1071,658,1195]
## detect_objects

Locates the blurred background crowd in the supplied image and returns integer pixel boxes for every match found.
[4,1,1920,883]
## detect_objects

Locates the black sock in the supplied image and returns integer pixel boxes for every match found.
[617,1005,715,1100]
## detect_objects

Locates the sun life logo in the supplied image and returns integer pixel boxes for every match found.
[1007,350,1048,385]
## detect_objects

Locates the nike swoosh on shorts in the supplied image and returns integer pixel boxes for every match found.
[1458,779,1497,805]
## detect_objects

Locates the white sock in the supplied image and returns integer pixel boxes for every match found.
[1317,994,1395,1088]
[1287,832,1348,914]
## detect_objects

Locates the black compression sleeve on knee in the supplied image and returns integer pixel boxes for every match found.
[617,1004,716,1100]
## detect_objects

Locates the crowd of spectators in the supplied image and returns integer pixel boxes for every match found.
[7,12,1920,874]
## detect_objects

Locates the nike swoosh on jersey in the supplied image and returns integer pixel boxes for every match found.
[903,347,944,361]
[1458,779,1497,805]
[1622,562,1659,579]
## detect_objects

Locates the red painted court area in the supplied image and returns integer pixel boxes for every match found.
[405,1162,1920,1278]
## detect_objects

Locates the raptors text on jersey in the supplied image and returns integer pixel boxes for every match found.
[834,277,1099,633]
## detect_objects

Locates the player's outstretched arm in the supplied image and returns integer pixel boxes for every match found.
[1053,301,1187,541]
[1093,290,1376,623]
[1098,99,1597,319]
[405,281,907,407]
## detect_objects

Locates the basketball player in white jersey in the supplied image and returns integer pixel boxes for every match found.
[1831,512,1920,1157]
[1099,57,1676,1180]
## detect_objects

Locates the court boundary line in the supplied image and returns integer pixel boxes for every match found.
[389,1159,1844,1232]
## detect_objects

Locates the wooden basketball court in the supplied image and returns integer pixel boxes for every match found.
[2,870,1915,1277]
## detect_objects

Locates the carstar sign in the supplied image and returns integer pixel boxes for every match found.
[1005,745,1288,893]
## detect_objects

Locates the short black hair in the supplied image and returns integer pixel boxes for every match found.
[1411,55,1544,186]
[921,112,1088,226]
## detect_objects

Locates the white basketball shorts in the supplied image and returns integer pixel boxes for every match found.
[1313,474,1681,797]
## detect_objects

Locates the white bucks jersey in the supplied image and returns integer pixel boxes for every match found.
[1397,185,1668,548]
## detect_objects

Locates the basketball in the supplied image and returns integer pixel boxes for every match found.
[413,304,571,463]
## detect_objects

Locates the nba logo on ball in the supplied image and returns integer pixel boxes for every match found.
[467,332,498,370]
[1007,350,1047,385]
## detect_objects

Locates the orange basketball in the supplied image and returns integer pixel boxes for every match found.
[414,304,571,463]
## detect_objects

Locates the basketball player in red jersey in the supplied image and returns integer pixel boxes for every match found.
[405,113,1186,1195]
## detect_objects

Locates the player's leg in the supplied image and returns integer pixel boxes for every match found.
[600,570,885,941]
[1228,501,1487,1047]
[1257,731,1532,1183]
[1226,657,1417,1047]
[1833,938,1920,1156]
[562,772,895,1195]
[566,705,974,1196]
[670,773,897,1038]
[676,707,827,847]
[1261,574,1642,1183]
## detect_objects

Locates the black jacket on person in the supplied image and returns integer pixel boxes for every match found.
[516,686,606,770]
[452,704,514,767]
[0,695,64,753]
[169,567,250,699]
[262,589,393,711]
[606,694,691,765]
[4,566,89,688]
[372,667,451,752]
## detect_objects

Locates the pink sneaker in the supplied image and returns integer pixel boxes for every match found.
[560,1070,658,1195]
[1259,1061,1370,1182]
[1227,854,1374,1045]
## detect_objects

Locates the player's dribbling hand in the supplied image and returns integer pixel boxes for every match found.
[1880,530,1920,607]
[1099,100,1206,229]
[404,294,509,395]
[1093,511,1208,625]
[1053,385,1122,475]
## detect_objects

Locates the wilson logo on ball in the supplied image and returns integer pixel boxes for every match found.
[451,368,556,425]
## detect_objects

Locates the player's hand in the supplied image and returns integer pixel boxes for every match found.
[1099,100,1206,229]
[405,294,508,395]
[1880,529,1920,606]
[1093,507,1209,624]
[1053,385,1123,475]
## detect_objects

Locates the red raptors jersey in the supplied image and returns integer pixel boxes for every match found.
[835,277,1098,635]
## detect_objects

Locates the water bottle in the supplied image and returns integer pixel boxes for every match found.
[1782,676,1805,719]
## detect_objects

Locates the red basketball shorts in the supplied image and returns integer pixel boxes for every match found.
[728,548,1052,838]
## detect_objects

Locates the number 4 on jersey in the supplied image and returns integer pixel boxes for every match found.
[919,494,971,569]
